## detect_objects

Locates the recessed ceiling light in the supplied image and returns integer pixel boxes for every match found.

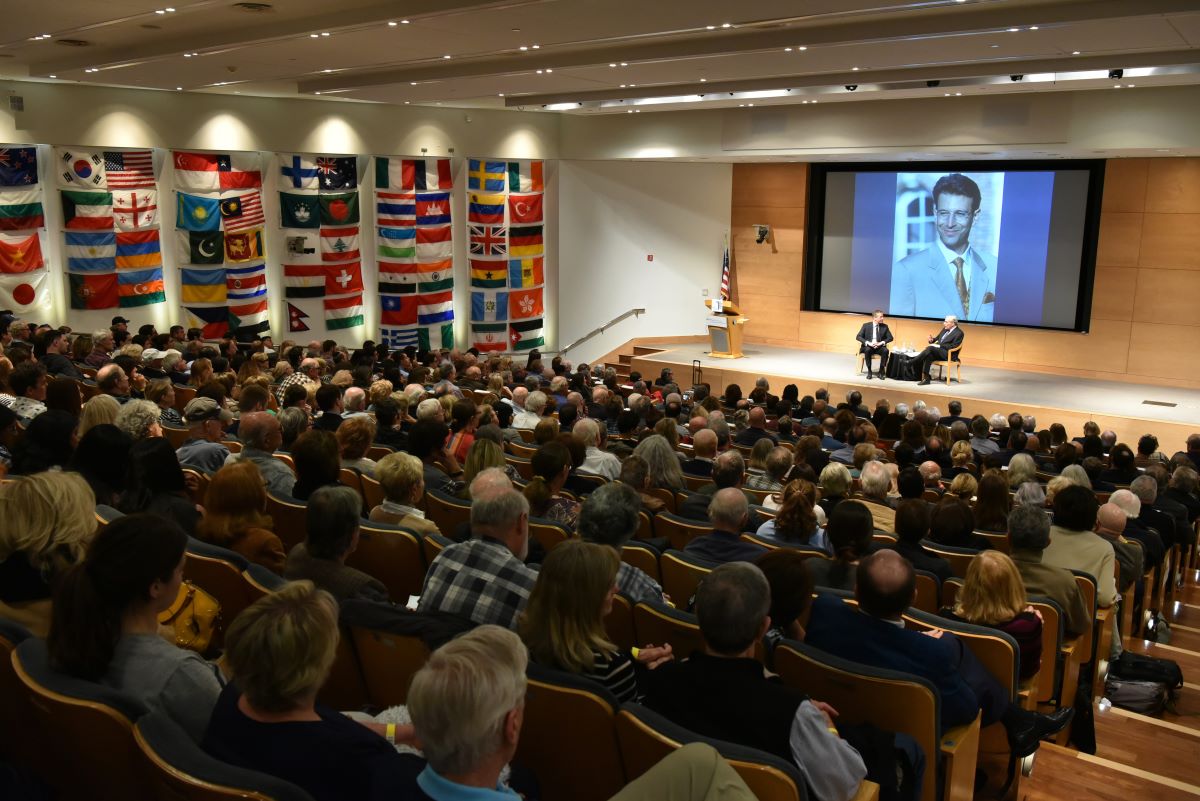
[721,23,731,28]
[531,44,540,49]
[699,78,707,82]
[404,101,410,104]
[314,91,321,95]
[851,66,859,71]
[320,31,330,36]
[498,93,504,97]
[619,84,626,88]
[400,19,409,23]
[784,47,792,52]
[955,92,962,96]
[706,25,715,30]
[1072,50,1080,55]
[609,63,616,67]
[443,54,451,59]
[545,68,553,73]
[944,92,951,96]
[410,81,418,85]
[388,21,397,26]
[309,34,318,38]
[798,46,807,51]
[747,103,754,106]
[811,100,817,104]
[520,46,529,51]
[1007,27,1018,32]
[627,109,634,113]
[536,69,544,74]
[629,83,635,87]
[620,62,628,67]
[1030,26,1039,30]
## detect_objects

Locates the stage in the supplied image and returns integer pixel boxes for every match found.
[628,340,1200,446]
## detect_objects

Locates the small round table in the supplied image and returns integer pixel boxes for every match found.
[885,349,922,381]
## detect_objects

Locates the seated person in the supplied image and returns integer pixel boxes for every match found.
[1006,506,1089,639]
[118,438,202,536]
[684,488,769,564]
[856,309,893,380]
[368,451,440,536]
[284,486,388,603]
[48,514,223,742]
[519,540,672,702]
[202,581,422,801]
[1041,485,1117,608]
[418,472,539,629]
[755,479,827,553]
[928,497,991,553]
[289,430,342,501]
[884,500,954,584]
[523,441,582,528]
[941,551,1043,681]
[408,418,465,496]
[857,461,897,533]
[805,550,1073,758]
[733,406,777,448]
[578,482,665,604]
[807,500,874,592]
[223,412,296,497]
[643,562,870,801]
[679,450,753,521]
[1100,443,1141,486]
[914,316,964,386]
[746,446,793,492]
[197,461,286,574]
[176,397,232,473]
[335,415,378,477]
[682,428,717,477]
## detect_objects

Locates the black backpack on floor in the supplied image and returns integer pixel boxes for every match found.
[1103,651,1183,715]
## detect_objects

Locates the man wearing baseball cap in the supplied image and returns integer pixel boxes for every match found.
[140,348,168,380]
[177,397,233,473]
[111,316,129,332]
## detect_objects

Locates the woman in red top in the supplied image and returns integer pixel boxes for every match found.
[445,399,480,464]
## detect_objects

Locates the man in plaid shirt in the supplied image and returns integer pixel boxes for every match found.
[418,470,538,629]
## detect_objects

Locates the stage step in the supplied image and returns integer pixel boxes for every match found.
[632,346,665,356]
[619,353,633,365]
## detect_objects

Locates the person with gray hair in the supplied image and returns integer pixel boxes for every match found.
[643,562,869,801]
[1130,473,1180,553]
[277,406,310,452]
[114,399,162,442]
[575,417,621,480]
[578,482,664,604]
[416,397,445,422]
[746,446,793,492]
[682,487,767,564]
[857,460,897,533]
[224,411,296,496]
[1006,505,1088,638]
[418,478,538,630]
[283,485,388,603]
[1013,481,1046,509]
[1109,488,1165,569]
[342,386,368,417]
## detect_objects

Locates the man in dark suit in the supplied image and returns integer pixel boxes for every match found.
[941,400,969,428]
[913,316,965,386]
[855,309,894,380]
[683,488,769,564]
[805,550,1073,757]
[682,428,717,477]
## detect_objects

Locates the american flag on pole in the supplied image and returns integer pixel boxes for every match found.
[104,150,155,189]
[719,237,731,301]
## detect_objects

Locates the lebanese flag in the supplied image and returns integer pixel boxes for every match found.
[320,226,360,262]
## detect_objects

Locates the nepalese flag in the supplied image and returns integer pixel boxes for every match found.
[283,264,326,298]
[507,160,544,193]
[509,317,545,351]
[288,302,311,333]
[68,273,118,310]
[471,322,508,352]
[471,290,508,322]
[321,226,360,262]
[0,187,44,230]
[415,192,451,226]
[278,154,319,191]
[469,224,506,256]
[280,192,320,229]
[104,150,155,189]
[376,191,415,227]
[325,293,364,330]
[118,268,166,308]
[226,262,267,301]
[62,190,114,230]
[0,147,38,186]
[220,189,266,231]
[468,192,505,225]
[467,159,506,192]
[113,189,159,231]
[229,298,270,336]
[470,258,507,288]
[315,156,357,191]
[378,226,416,262]
[326,262,364,295]
[319,192,359,226]
[509,224,544,257]
[416,225,452,261]
[509,287,544,320]
[508,193,543,224]
[56,148,107,189]
[417,290,454,325]
[115,229,162,269]
[375,157,452,191]
[64,231,115,272]
[508,256,544,288]
[380,293,418,326]
[173,151,261,191]
[180,267,227,304]
[224,228,264,263]
[177,230,224,265]
[176,192,220,231]
[0,232,45,273]
[183,305,231,339]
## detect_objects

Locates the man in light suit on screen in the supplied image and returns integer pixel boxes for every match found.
[890,173,997,323]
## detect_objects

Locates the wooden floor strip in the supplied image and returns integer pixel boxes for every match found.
[1071,752,1200,796]
[1103,705,1200,738]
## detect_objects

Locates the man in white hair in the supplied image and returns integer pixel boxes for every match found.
[575,418,620,480]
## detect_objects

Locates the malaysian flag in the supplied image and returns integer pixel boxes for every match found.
[104,150,155,188]
[220,189,266,231]
[719,241,730,301]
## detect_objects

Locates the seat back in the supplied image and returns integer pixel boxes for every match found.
[645,486,677,513]
[508,440,537,458]
[659,549,715,606]
[516,663,626,801]
[912,570,940,614]
[683,473,713,492]
[635,509,655,541]
[222,439,243,454]
[529,517,573,554]
[181,467,210,506]
[134,710,316,801]
[920,540,978,577]
[620,543,661,583]
[173,384,197,412]
[603,592,637,652]
[972,531,1012,552]
[346,522,426,599]
[1070,571,1098,662]
[615,703,808,801]
[632,601,704,658]
[162,425,191,449]
[183,538,270,642]
[901,608,1020,699]
[424,488,472,536]
[421,531,454,565]
[742,487,775,506]
[338,467,365,500]
[360,473,386,510]
[506,454,534,480]
[266,491,309,551]
[0,618,32,764]
[348,625,431,708]
[366,444,395,462]
[273,452,296,473]
[655,511,711,550]
[1027,597,1065,705]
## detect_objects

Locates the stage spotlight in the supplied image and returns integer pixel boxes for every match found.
[753,224,770,244]
[926,80,941,87]
[1010,74,1024,82]
[845,84,857,91]
[1108,69,1123,80]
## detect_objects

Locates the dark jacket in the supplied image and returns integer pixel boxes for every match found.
[683,529,767,564]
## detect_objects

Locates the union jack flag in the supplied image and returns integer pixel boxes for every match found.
[469,224,507,256]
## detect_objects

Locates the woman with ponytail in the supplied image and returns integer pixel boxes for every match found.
[47,513,223,742]
[522,440,581,529]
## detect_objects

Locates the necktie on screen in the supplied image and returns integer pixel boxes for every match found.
[872,323,877,343]
[953,256,969,316]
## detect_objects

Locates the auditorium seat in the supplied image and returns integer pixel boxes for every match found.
[573,473,609,492]
[182,467,210,506]
[920,541,978,577]
[506,454,534,480]
[739,533,830,560]
[423,488,472,535]
[517,428,536,443]
[222,439,243,454]
[0,617,33,765]
[183,537,285,645]
[912,570,941,615]
[172,384,197,412]
[360,473,385,510]
[1026,597,1070,709]
[682,474,713,492]
[338,467,365,501]
[742,487,775,506]
[632,601,705,659]
[645,486,677,513]
[365,444,395,462]
[265,491,308,551]
[930,344,963,385]
[421,531,455,564]
[134,710,316,801]
[972,531,1012,552]
[507,440,537,459]
[620,543,661,583]
[659,549,716,605]
[345,521,426,599]
[517,663,626,801]
[529,517,573,553]
[603,592,637,652]
[654,512,711,550]
[162,425,190,449]
[273,452,296,473]
[635,509,655,541]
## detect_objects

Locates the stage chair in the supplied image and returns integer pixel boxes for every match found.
[134,710,315,801]
[621,543,662,583]
[424,488,472,535]
[930,344,963,385]
[659,550,716,605]
[529,517,574,553]
[517,663,626,801]
[345,522,426,599]
[773,639,976,801]
[655,511,711,550]
[604,592,637,652]
[632,600,705,659]
[266,490,308,551]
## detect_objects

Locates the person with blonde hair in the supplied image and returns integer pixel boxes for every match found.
[633,434,685,491]
[188,357,212,388]
[461,438,512,497]
[947,440,977,479]
[0,471,97,635]
[520,540,671,702]
[533,417,559,445]
[945,550,1043,680]
[197,461,285,574]
[818,462,852,518]
[947,472,978,502]
[336,415,378,477]
[367,379,393,410]
[77,393,121,437]
[202,580,422,798]
[746,437,773,475]
[370,451,440,536]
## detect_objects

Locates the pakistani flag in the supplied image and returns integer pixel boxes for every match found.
[177,230,224,265]
[280,192,320,229]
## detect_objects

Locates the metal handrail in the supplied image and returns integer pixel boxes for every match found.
[559,308,646,356]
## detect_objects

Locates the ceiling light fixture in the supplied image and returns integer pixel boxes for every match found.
[536,69,544,74]
[531,44,540,49]
[620,62,628,66]
[851,66,859,71]
[706,25,715,30]
[1030,26,1039,30]
[520,46,529,51]
[443,54,451,59]
[388,21,397,26]
[1007,27,1018,32]
[309,33,318,38]
[699,78,707,82]
[1072,50,1081,55]
[400,19,409,23]
[48,74,56,78]
[498,93,504,97]
[404,101,410,104]
[721,23,731,28]
[784,47,792,52]
[410,81,418,85]
[798,46,807,51]
[546,68,553,72]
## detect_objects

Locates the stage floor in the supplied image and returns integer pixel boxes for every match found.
[631,341,1200,433]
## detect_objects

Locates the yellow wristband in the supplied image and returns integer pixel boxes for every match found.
[386,723,396,743]
[631,647,641,660]
[827,727,839,735]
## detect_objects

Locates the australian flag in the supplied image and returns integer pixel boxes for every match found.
[0,147,37,186]
[315,156,357,191]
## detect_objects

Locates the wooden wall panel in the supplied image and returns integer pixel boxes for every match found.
[1139,213,1200,270]
[1126,322,1200,380]
[1095,212,1143,267]
[1131,268,1200,323]
[1091,266,1138,321]
[1144,158,1200,214]
[1102,160,1148,213]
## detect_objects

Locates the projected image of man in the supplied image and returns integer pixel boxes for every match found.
[890,173,997,323]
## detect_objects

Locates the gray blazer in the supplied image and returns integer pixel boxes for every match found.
[890,245,997,322]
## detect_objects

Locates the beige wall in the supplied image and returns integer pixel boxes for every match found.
[730,158,1200,390]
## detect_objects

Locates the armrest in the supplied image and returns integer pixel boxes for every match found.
[940,714,981,756]
[850,780,881,801]
[941,713,982,801]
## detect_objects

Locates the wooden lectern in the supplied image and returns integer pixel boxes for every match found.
[704,299,749,359]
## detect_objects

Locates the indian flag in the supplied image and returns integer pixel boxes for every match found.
[325,292,364,330]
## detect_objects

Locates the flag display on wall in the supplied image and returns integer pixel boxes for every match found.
[0,146,48,314]
[376,155,454,349]
[468,158,545,351]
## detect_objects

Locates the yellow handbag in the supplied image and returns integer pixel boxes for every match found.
[158,581,221,653]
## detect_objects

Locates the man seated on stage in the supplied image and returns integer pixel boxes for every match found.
[913,316,965,386]
[856,309,893,380]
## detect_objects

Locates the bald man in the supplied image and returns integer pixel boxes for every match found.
[683,487,768,564]
[734,406,778,448]
[224,411,295,496]
[683,429,718,477]
[1095,501,1145,597]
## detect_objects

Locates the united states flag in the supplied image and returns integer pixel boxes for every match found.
[719,244,730,301]
[104,150,155,188]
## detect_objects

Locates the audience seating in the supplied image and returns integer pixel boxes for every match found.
[516,428,536,443]
[265,491,308,551]
[0,617,33,767]
[360,473,386,510]
[162,425,190,449]
[620,543,662,583]
[272,452,296,473]
[172,384,197,411]
[742,487,775,506]
[972,531,1011,552]
[635,509,655,541]
[506,454,534,480]
[183,537,286,645]
[603,593,637,652]
[654,512,711,550]
[920,541,978,577]
[365,444,394,462]
[1026,598,1070,708]
[740,534,829,560]
[632,601,705,659]
[507,440,537,458]
[912,570,941,615]
[645,486,677,513]
[423,488,472,536]
[421,531,455,564]
[529,517,574,554]
[345,522,426,599]
[134,710,316,801]
[222,440,243,454]
[573,473,609,492]
[338,467,365,500]
[182,468,210,506]
[659,549,715,605]
[682,473,712,492]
